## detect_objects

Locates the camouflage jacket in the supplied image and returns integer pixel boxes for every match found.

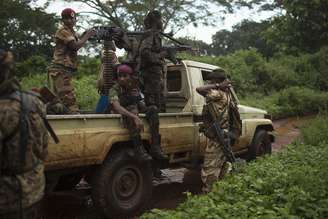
[202,88,231,140]
[109,83,143,108]
[0,91,48,213]
[139,30,165,68]
[51,24,79,70]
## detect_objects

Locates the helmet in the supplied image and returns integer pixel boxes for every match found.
[117,64,133,75]
[61,8,76,19]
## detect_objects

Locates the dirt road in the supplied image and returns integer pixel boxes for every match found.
[44,116,313,218]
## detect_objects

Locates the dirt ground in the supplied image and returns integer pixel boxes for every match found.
[43,116,313,219]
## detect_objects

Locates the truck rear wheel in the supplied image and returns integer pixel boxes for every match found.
[92,148,152,218]
[247,129,272,161]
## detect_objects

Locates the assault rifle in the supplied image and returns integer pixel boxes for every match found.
[207,103,246,171]
[207,103,236,163]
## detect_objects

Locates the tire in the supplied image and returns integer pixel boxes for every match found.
[92,148,153,218]
[55,174,82,190]
[248,129,272,161]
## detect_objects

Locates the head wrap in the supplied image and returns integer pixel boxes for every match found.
[117,64,133,75]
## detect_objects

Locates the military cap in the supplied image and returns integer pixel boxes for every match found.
[208,68,227,80]
[61,8,76,19]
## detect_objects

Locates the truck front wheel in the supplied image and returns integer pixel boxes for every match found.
[247,129,272,161]
[92,148,152,218]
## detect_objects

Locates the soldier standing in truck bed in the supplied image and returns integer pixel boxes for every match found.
[48,8,95,114]
[138,10,168,160]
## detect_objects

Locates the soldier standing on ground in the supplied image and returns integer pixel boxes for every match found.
[48,8,95,114]
[196,69,233,193]
[109,64,152,161]
[138,10,168,160]
[0,49,48,219]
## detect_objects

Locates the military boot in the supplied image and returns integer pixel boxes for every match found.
[150,134,168,160]
[132,136,152,161]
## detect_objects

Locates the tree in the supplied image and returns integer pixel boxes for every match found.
[0,0,57,61]
[174,37,213,56]
[211,20,275,57]
[54,0,235,32]
[245,0,328,54]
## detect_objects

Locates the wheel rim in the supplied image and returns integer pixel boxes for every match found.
[257,141,266,155]
[256,137,269,155]
[112,165,143,209]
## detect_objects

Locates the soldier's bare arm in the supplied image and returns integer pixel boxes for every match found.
[68,28,96,50]
[112,100,144,131]
[196,81,231,97]
[196,84,219,96]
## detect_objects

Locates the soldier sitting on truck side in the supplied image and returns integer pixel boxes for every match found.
[108,64,152,161]
[196,69,234,193]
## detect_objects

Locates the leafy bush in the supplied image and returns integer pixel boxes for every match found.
[141,116,328,219]
[301,114,328,145]
[76,56,101,78]
[73,75,98,110]
[19,73,48,90]
[241,87,328,119]
[180,48,328,97]
[16,55,48,77]
[19,73,98,110]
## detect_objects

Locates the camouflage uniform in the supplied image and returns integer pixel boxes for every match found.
[48,24,79,113]
[201,88,231,193]
[108,83,150,159]
[138,29,168,160]
[139,30,165,110]
[0,55,48,218]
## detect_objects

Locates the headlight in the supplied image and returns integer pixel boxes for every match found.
[264,114,272,120]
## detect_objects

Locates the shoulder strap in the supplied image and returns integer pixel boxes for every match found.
[19,92,32,171]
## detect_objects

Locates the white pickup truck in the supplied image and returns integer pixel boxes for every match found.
[45,60,274,218]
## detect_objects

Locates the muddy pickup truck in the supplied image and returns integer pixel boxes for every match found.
[45,60,274,218]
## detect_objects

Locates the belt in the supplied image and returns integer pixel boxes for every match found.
[48,63,77,73]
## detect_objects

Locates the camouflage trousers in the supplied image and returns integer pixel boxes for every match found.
[142,66,165,112]
[123,104,159,144]
[201,138,229,193]
[0,200,43,219]
[123,105,141,138]
[48,69,79,114]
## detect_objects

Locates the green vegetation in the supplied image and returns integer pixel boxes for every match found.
[141,115,328,219]
[19,48,328,117]
[241,87,328,119]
